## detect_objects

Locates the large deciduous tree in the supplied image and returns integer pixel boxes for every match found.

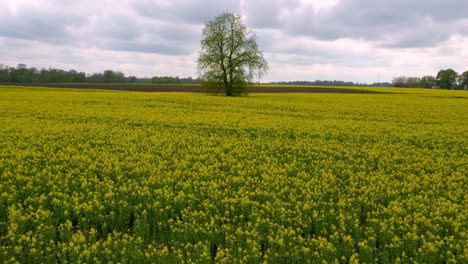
[436,69,458,89]
[197,13,268,96]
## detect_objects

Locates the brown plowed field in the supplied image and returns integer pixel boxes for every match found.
[0,82,376,93]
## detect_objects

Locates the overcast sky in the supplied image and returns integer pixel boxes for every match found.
[1,0,467,83]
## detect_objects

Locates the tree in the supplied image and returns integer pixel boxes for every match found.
[0,64,9,82]
[392,76,408,87]
[103,70,116,83]
[406,77,421,88]
[436,69,458,89]
[197,13,268,96]
[458,70,468,90]
[420,75,436,88]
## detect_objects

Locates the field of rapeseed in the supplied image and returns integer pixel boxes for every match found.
[0,85,466,263]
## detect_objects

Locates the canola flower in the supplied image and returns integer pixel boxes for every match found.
[0,85,467,263]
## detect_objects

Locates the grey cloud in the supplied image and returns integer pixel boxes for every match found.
[265,44,387,67]
[145,22,201,43]
[0,6,87,44]
[256,29,388,68]
[243,0,300,28]
[0,37,89,68]
[1,0,466,83]
[455,19,468,35]
[104,39,192,55]
[244,0,468,48]
[380,21,451,48]
[324,0,468,43]
[0,1,202,56]
[133,0,240,24]
[259,37,345,59]
[97,20,201,55]
[94,15,142,40]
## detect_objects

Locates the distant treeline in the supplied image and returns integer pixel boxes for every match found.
[0,64,200,84]
[2,63,467,89]
[150,76,199,84]
[392,69,468,90]
[266,80,392,87]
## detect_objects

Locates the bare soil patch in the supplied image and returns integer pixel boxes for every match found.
[0,82,376,94]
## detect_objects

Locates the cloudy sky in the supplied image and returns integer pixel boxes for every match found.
[1,0,467,83]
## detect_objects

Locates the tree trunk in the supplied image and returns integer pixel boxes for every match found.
[220,61,230,96]
[223,70,230,96]
[228,64,233,96]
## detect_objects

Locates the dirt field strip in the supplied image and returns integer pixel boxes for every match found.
[0,82,377,93]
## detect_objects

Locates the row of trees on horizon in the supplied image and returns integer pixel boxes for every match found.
[392,69,468,90]
[266,80,392,87]
[0,64,199,85]
[1,63,467,89]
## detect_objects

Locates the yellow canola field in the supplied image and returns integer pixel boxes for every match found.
[0,86,467,263]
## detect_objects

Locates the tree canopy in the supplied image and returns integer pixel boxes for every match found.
[0,64,200,84]
[197,13,268,96]
[458,71,468,90]
[391,70,467,89]
[436,69,458,89]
